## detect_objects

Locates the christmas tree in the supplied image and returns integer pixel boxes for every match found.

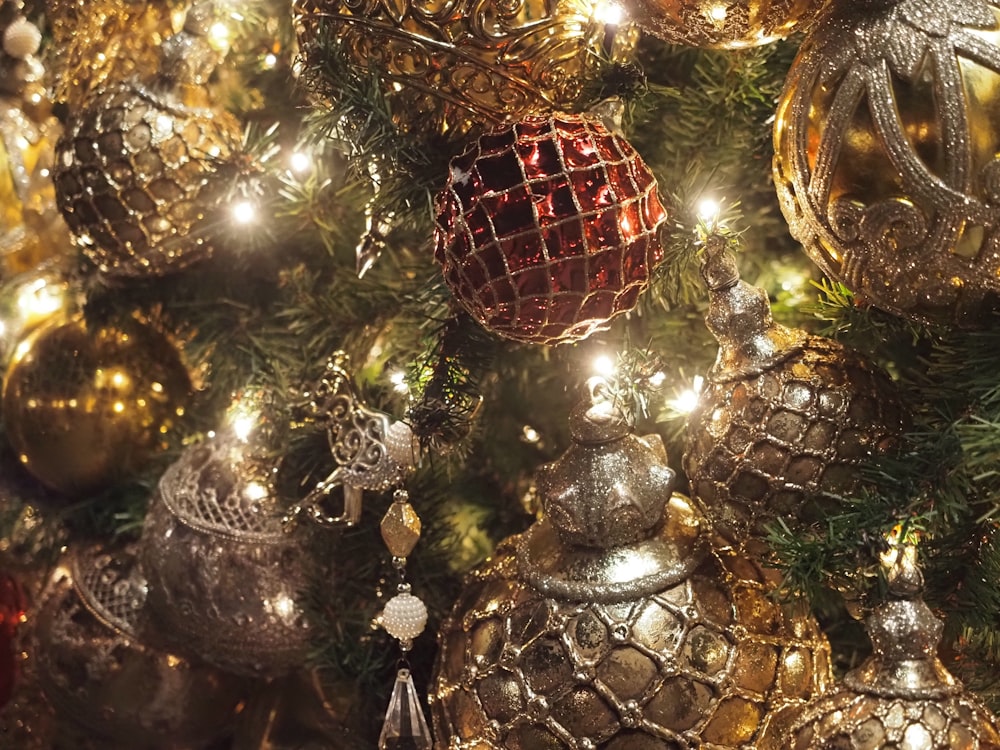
[2,0,1000,747]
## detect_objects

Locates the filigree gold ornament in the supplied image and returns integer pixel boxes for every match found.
[138,398,314,678]
[32,545,246,746]
[53,0,241,279]
[295,0,636,141]
[627,0,827,49]
[781,544,1000,749]
[432,383,831,749]
[774,0,1000,326]
[683,240,908,547]
[287,351,418,527]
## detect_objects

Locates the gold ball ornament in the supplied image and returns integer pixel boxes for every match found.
[1,312,192,495]
[627,0,827,49]
[53,6,241,279]
[138,416,314,678]
[683,244,908,546]
[774,0,1000,326]
[783,559,1000,749]
[432,389,831,749]
[294,0,637,141]
[32,545,247,747]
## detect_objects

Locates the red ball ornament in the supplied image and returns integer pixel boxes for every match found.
[434,113,669,345]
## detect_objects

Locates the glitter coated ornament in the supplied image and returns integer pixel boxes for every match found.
[139,426,314,678]
[628,0,826,49]
[1,312,192,495]
[432,387,831,749]
[295,0,635,142]
[782,551,1000,749]
[32,545,247,747]
[53,3,241,278]
[683,243,907,546]
[434,113,668,345]
[774,0,1000,326]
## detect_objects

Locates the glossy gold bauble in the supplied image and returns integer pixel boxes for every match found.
[433,391,830,749]
[774,0,1000,326]
[1,312,192,495]
[32,545,247,748]
[0,260,75,362]
[684,245,908,546]
[628,0,826,49]
[54,77,240,278]
[139,430,314,678]
[295,0,636,141]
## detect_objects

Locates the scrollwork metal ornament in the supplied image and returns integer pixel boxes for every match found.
[287,351,418,527]
[774,0,1000,326]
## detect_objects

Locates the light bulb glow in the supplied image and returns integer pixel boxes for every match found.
[289,151,311,174]
[208,21,230,51]
[708,3,727,22]
[592,354,615,378]
[669,375,704,415]
[244,480,268,502]
[390,370,409,394]
[593,0,624,25]
[697,198,721,228]
[263,52,277,68]
[231,200,256,225]
[231,408,258,442]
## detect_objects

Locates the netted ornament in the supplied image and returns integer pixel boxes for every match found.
[434,113,669,345]
[683,242,908,546]
[295,0,636,142]
[139,424,314,678]
[774,0,1000,326]
[53,1,241,279]
[432,386,831,749]
[626,0,826,49]
[31,544,247,747]
[782,551,1000,749]
[1,311,192,495]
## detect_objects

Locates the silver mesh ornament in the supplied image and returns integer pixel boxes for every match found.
[139,432,314,677]
[32,544,246,747]
[432,386,832,749]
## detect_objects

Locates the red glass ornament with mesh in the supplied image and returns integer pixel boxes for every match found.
[434,114,668,345]
[0,574,26,708]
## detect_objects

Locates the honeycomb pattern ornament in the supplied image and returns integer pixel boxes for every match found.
[784,552,1000,749]
[626,0,826,49]
[138,408,314,678]
[773,0,1000,326]
[32,544,247,747]
[683,242,908,546]
[433,387,831,749]
[53,2,241,279]
[295,0,636,143]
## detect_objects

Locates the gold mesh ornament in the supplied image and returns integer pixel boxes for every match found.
[432,386,831,749]
[774,0,1000,326]
[295,0,637,141]
[625,0,826,49]
[53,3,241,279]
[683,242,908,547]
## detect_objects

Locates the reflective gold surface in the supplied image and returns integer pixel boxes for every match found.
[774,0,1000,325]
[2,313,191,495]
[629,0,826,49]
[296,0,637,140]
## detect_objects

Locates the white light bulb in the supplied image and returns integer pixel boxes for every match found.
[289,151,311,174]
[593,0,624,25]
[232,200,256,225]
[697,198,721,227]
[592,355,615,377]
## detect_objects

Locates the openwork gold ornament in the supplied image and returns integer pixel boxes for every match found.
[32,545,246,745]
[295,0,636,140]
[683,241,908,546]
[774,0,1000,326]
[288,352,417,527]
[432,386,831,748]
[625,0,826,49]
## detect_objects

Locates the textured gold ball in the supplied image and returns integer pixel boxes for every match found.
[53,79,240,278]
[684,335,907,545]
[774,0,1000,326]
[295,0,636,140]
[432,496,831,749]
[627,0,826,48]
[1,313,192,495]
